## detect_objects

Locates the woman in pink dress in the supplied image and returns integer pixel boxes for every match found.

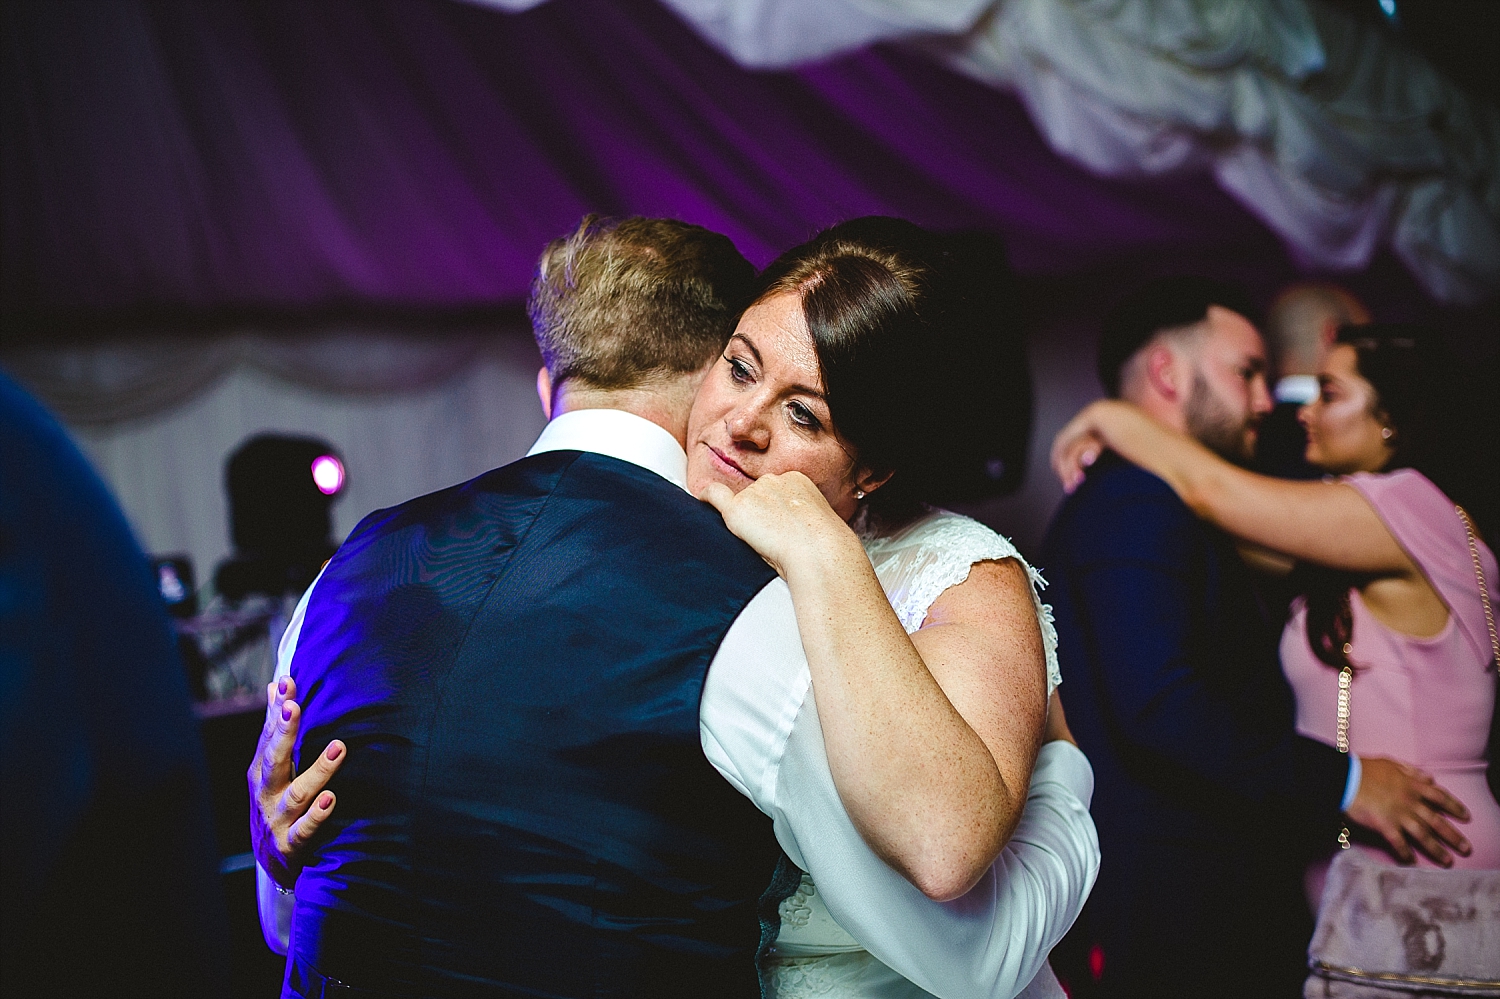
[1050,325,1499,884]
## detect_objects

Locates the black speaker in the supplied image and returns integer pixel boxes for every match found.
[931,228,1033,503]
[214,434,344,601]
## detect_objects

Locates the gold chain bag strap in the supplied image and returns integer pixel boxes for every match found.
[1305,505,1500,997]
[1337,644,1355,851]
[1457,505,1500,672]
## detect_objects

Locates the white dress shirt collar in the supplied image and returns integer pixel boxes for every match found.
[526,408,689,492]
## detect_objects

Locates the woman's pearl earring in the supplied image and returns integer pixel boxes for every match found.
[1380,427,1393,440]
[854,489,866,500]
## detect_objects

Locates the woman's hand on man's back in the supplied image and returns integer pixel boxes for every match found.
[248,675,344,889]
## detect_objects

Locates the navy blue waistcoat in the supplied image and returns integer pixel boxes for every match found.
[287,451,783,998]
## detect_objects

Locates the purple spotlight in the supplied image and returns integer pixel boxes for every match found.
[311,455,345,495]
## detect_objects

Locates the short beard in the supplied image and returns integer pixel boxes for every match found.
[1185,373,1256,465]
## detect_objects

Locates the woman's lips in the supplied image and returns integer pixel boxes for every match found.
[705,444,753,481]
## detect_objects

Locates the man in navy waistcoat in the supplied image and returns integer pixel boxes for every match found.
[246,216,1101,999]
[1042,278,1464,998]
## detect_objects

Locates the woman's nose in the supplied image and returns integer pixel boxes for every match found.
[725,405,771,450]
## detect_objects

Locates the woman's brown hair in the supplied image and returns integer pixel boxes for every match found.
[1302,324,1495,669]
[750,217,1031,527]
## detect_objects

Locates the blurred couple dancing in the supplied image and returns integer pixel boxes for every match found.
[249,215,1101,999]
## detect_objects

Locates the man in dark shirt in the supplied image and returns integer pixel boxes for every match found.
[1043,278,1458,998]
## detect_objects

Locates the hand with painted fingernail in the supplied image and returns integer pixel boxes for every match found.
[1050,402,1126,494]
[248,675,346,888]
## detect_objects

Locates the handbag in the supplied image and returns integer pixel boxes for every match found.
[1304,506,1500,998]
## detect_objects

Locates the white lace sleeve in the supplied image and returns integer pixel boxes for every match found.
[860,508,1062,693]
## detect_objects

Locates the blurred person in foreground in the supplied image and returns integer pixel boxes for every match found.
[1039,281,1470,998]
[1254,282,1371,481]
[0,373,228,995]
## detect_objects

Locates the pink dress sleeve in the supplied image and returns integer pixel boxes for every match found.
[1343,468,1500,668]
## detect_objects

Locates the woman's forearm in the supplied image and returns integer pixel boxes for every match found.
[1063,402,1414,573]
[1057,400,1268,539]
[698,471,1018,898]
[1087,402,1230,513]
[781,531,1012,901]
[1096,405,1326,552]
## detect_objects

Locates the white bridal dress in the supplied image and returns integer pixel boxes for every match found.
[765,508,1064,999]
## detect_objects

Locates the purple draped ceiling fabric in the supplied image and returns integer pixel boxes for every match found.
[625,0,1500,305]
[0,0,1490,329]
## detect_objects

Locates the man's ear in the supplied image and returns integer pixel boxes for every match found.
[1319,315,1343,351]
[1144,344,1183,403]
[536,367,553,420]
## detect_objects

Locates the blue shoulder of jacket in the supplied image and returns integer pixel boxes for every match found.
[341,450,579,549]
[1046,454,1200,560]
[1079,453,1181,502]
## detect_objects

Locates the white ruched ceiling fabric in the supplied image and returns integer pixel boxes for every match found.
[467,0,1500,303]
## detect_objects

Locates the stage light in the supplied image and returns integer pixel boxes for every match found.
[152,555,198,617]
[158,562,187,603]
[311,454,345,495]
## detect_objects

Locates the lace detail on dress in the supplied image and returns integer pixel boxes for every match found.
[767,951,914,998]
[858,507,1062,693]
[775,874,861,953]
[768,938,934,998]
[769,955,841,997]
[779,875,816,929]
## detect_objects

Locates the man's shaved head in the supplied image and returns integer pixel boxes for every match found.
[1264,283,1370,377]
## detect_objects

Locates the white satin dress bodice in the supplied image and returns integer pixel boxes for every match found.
[765,508,1063,999]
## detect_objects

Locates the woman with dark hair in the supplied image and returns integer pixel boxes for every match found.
[256,217,1089,998]
[687,218,1081,997]
[1050,326,1500,892]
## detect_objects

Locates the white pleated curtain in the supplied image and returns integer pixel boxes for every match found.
[2,329,549,590]
[3,330,500,426]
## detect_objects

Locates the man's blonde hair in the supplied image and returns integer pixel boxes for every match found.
[527,215,755,390]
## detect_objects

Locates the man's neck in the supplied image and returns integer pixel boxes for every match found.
[551,377,699,448]
[1126,391,1188,437]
